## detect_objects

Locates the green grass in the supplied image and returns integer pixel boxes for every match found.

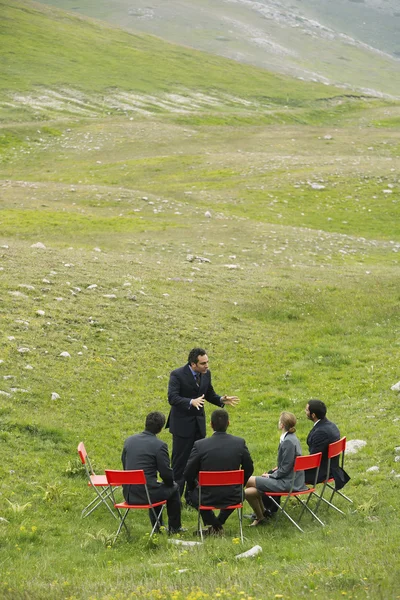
[1,1,400,599]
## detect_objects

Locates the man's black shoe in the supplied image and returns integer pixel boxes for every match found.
[167,526,188,535]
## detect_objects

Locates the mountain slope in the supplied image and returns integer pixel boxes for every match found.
[39,0,400,97]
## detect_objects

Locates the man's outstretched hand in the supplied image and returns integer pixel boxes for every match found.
[192,395,205,410]
[221,395,239,407]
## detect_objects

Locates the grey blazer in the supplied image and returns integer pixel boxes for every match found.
[256,432,305,493]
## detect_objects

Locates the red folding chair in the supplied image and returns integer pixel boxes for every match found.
[315,437,353,515]
[105,469,167,544]
[198,470,245,543]
[263,452,324,533]
[77,442,117,519]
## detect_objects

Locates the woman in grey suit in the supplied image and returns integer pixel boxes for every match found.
[245,412,305,526]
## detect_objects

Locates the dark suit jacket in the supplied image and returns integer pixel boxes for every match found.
[167,364,224,438]
[121,431,175,504]
[306,418,340,483]
[184,431,254,506]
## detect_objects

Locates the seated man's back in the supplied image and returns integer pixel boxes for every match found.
[184,409,253,533]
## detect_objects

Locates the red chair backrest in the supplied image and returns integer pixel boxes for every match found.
[77,442,87,465]
[105,469,147,487]
[198,470,244,487]
[328,436,346,459]
[294,452,322,472]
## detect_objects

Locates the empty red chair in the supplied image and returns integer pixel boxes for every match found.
[77,442,117,519]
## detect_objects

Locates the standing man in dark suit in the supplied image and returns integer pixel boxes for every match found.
[167,347,239,502]
[184,409,253,535]
[305,399,340,484]
[122,411,184,534]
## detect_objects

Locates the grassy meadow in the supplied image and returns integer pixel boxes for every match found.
[0,1,400,599]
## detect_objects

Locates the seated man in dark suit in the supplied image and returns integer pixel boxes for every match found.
[304,399,341,484]
[184,409,253,536]
[121,411,184,534]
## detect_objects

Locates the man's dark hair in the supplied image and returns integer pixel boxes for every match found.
[145,411,166,434]
[211,409,229,432]
[188,347,207,365]
[308,399,327,420]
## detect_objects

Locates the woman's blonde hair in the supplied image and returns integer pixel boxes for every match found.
[279,411,297,433]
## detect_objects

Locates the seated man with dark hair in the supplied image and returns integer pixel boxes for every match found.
[305,399,341,484]
[184,409,253,536]
[122,411,184,534]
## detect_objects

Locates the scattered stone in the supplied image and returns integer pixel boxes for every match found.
[309,182,326,190]
[31,242,46,249]
[59,351,71,358]
[55,297,63,301]
[87,284,98,290]
[168,539,202,547]
[1,245,9,249]
[128,295,137,301]
[19,284,35,291]
[391,381,400,392]
[17,347,30,353]
[93,247,102,252]
[224,264,239,269]
[186,254,211,263]
[11,388,29,393]
[0,391,11,397]
[36,310,45,316]
[42,279,51,284]
[394,447,400,455]
[51,392,60,400]
[366,466,379,473]
[235,545,262,559]
[25,365,33,370]
[103,294,117,299]
[395,456,400,463]
[323,135,333,140]
[204,211,212,218]
[9,291,28,298]
[7,336,15,341]
[346,439,367,454]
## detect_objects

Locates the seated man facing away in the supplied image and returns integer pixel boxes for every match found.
[121,411,184,534]
[184,409,254,536]
[305,399,345,486]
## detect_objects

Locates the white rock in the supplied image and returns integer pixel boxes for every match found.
[224,264,239,269]
[87,284,98,290]
[0,391,11,397]
[51,392,60,400]
[42,279,51,284]
[17,347,30,353]
[31,242,46,249]
[309,182,326,190]
[168,539,202,547]
[204,211,212,218]
[366,466,379,473]
[1,245,9,249]
[346,439,367,454]
[235,545,262,559]
[59,351,71,358]
[19,284,35,290]
[103,294,117,299]
[391,381,400,392]
[9,291,28,298]
[93,247,102,252]
[7,336,15,341]
[36,310,45,316]
[394,447,400,455]
[25,365,33,370]
[77,352,83,356]
[395,456,400,463]
[324,135,333,140]
[11,388,29,393]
